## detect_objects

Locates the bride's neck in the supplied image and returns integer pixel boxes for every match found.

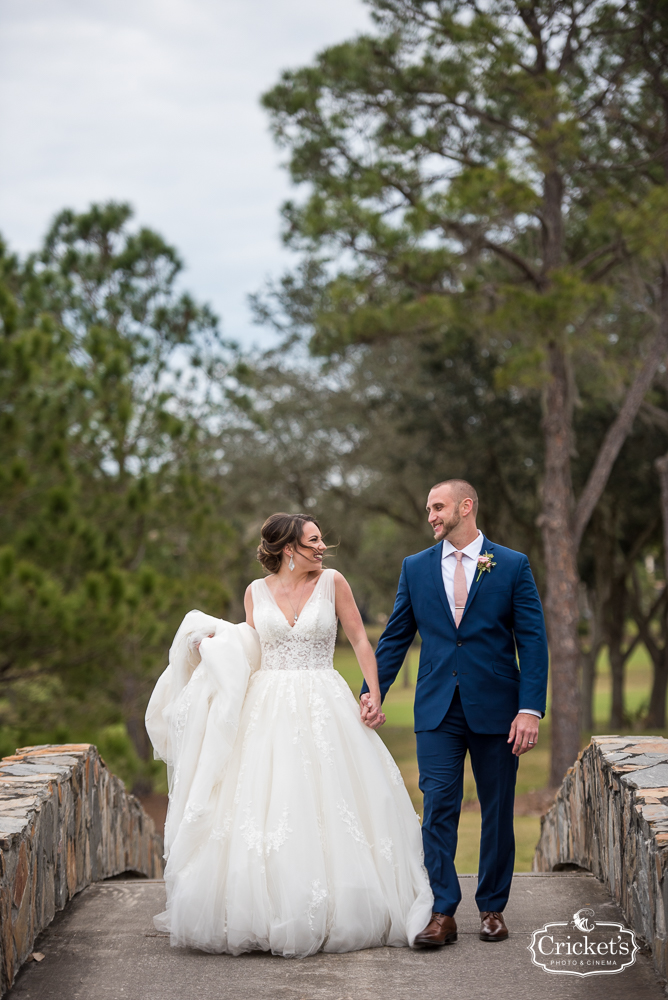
[275,566,311,587]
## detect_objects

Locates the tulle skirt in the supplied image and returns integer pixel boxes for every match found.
[155,668,433,956]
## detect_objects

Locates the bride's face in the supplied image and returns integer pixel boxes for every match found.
[287,522,326,570]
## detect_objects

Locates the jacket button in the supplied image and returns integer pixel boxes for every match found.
[452,670,457,676]
[457,640,463,647]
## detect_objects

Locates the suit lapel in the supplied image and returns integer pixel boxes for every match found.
[461,535,495,622]
[430,543,456,629]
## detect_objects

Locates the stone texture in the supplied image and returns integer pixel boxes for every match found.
[623,764,668,788]
[0,744,163,996]
[607,754,668,767]
[534,735,668,980]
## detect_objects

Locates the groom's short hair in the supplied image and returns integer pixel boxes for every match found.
[431,479,479,516]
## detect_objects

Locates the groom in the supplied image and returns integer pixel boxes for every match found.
[361,480,548,946]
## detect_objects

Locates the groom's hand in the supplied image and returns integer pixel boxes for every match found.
[360,693,386,729]
[508,712,539,756]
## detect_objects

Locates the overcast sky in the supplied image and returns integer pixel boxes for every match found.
[0,0,371,347]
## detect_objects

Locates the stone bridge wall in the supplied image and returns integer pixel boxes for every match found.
[534,735,668,978]
[0,744,163,995]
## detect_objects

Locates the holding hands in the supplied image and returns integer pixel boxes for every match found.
[360,692,386,730]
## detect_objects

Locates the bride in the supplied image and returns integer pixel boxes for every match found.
[145,512,432,956]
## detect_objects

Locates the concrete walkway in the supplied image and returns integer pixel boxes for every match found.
[7,873,664,1000]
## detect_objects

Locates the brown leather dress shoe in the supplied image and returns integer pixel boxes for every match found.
[479,911,509,941]
[413,912,458,947]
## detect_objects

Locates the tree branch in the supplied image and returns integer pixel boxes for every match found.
[629,566,666,662]
[444,220,541,286]
[482,240,542,286]
[640,400,668,433]
[574,269,668,548]
[574,240,623,272]
[578,151,664,173]
[587,253,625,285]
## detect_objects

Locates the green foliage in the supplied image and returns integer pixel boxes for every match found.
[260,0,657,380]
[0,204,232,787]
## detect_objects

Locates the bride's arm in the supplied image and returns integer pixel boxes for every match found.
[334,572,385,729]
[244,585,255,629]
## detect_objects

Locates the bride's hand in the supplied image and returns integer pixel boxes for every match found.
[360,692,385,729]
[194,633,215,651]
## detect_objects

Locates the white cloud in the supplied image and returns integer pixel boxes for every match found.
[0,0,372,345]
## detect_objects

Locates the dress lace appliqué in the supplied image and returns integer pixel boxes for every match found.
[251,571,337,672]
[240,806,293,859]
[337,799,371,848]
[306,879,329,930]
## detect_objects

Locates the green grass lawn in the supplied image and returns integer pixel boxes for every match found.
[333,640,661,873]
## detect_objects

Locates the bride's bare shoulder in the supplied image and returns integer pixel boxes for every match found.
[245,578,266,602]
[329,569,351,590]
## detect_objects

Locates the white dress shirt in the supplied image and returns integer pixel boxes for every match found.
[440,531,541,718]
[441,531,485,614]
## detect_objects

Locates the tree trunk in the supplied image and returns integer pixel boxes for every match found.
[606,575,627,730]
[628,561,667,731]
[580,645,597,732]
[541,343,582,786]
[646,649,668,730]
[579,585,598,731]
[123,672,153,796]
[609,651,625,730]
[649,448,668,729]
[579,576,604,731]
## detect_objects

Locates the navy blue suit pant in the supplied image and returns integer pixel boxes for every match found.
[416,688,518,916]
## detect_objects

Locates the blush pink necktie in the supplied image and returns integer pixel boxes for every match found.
[454,551,468,627]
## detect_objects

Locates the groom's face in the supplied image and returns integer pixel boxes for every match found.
[426,487,460,541]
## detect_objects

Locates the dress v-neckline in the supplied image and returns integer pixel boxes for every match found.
[263,571,326,629]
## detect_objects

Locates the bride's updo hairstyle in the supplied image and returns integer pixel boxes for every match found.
[257,512,323,575]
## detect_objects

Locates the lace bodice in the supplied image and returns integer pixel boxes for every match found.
[251,569,337,671]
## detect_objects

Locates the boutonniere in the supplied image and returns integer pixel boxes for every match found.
[476,551,497,582]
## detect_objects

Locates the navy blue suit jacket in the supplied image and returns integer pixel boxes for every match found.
[364,536,549,734]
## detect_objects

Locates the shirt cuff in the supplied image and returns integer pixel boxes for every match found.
[518,708,542,718]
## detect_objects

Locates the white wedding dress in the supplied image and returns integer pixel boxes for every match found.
[145,568,432,956]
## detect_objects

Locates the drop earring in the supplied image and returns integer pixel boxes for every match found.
[289,553,295,571]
